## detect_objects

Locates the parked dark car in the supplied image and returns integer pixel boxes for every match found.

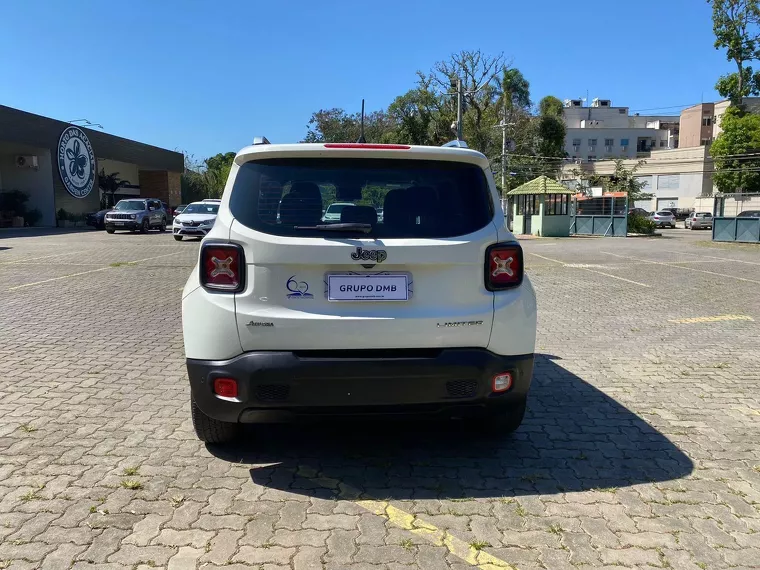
[737,210,760,218]
[173,204,187,216]
[628,207,650,217]
[86,209,110,230]
[104,198,169,233]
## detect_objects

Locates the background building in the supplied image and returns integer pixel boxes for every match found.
[0,105,183,226]
[562,98,679,162]
[560,146,713,212]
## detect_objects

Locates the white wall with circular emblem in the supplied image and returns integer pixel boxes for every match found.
[57,126,96,199]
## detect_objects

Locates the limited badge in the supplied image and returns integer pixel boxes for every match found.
[57,126,96,199]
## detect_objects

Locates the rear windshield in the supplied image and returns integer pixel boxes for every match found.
[695,212,712,218]
[228,158,493,238]
[656,211,672,216]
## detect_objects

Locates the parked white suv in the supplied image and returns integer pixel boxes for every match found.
[182,140,537,443]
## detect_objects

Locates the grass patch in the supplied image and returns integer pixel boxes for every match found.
[121,479,143,490]
[753,465,760,473]
[122,466,140,476]
[0,560,10,570]
[450,498,473,502]
[20,489,44,502]
[696,563,707,570]
[400,538,414,550]
[548,524,564,535]
[170,495,185,507]
[593,487,618,494]
[109,261,136,268]
[712,362,730,369]
[89,506,97,513]
[515,505,527,517]
[261,541,276,549]
[19,423,37,433]
[469,540,491,551]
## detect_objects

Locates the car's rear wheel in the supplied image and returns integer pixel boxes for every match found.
[141,219,150,233]
[191,395,239,443]
[106,229,115,234]
[159,218,167,232]
[173,235,183,241]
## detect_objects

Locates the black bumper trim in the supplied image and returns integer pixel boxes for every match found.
[187,349,534,423]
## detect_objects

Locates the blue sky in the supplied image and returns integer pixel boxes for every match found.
[0,0,732,160]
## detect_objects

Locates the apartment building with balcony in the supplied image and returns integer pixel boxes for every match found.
[562,98,679,163]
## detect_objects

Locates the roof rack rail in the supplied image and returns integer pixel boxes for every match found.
[252,136,271,145]
[442,140,468,148]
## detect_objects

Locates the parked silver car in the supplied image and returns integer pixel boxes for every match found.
[684,212,713,230]
[649,210,676,228]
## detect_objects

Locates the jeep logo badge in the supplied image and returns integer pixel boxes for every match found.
[351,247,387,264]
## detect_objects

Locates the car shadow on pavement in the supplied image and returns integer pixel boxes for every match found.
[208,354,694,500]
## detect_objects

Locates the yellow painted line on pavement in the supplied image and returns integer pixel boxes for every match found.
[7,252,176,291]
[601,251,760,285]
[668,314,754,324]
[0,251,83,265]
[529,252,650,287]
[293,467,515,570]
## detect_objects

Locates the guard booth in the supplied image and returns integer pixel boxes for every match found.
[506,176,573,237]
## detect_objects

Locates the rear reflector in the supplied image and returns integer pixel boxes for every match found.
[485,243,523,290]
[213,378,238,398]
[492,373,513,393]
[200,243,245,293]
[323,143,411,149]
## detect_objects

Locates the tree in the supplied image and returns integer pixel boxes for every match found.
[302,108,396,143]
[98,170,129,207]
[536,96,567,164]
[595,159,652,201]
[711,0,760,102]
[711,105,760,191]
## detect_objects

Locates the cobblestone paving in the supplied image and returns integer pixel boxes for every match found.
[0,228,759,570]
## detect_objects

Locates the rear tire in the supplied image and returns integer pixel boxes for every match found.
[159,218,167,232]
[173,235,183,241]
[141,219,150,233]
[106,229,115,234]
[191,396,239,443]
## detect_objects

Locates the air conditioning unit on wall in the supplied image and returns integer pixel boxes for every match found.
[16,155,39,169]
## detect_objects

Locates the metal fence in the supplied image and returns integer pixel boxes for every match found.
[712,193,760,243]
[570,195,628,237]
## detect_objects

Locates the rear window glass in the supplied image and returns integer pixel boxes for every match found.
[695,212,711,218]
[228,158,493,238]
[656,211,672,216]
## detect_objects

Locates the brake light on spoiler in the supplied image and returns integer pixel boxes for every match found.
[323,143,411,149]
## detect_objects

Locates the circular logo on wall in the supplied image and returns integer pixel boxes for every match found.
[57,126,96,199]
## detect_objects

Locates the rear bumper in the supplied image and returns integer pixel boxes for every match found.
[187,349,534,423]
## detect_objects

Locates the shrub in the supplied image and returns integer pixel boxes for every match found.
[57,208,69,221]
[628,213,656,235]
[0,190,30,215]
[25,208,42,226]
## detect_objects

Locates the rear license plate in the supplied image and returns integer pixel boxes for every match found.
[327,274,409,302]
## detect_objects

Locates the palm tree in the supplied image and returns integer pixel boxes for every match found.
[98,170,130,208]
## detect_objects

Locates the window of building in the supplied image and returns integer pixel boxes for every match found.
[619,108,626,114]
[701,138,711,146]
[702,117,712,126]
[604,138,614,147]
[658,175,680,189]
[572,138,581,146]
[545,194,570,216]
[620,138,629,147]
[659,140,666,147]
[588,139,597,146]
[587,155,596,162]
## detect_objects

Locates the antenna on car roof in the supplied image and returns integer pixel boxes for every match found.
[356,99,366,143]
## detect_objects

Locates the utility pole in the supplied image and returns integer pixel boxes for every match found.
[456,78,463,141]
[501,98,507,190]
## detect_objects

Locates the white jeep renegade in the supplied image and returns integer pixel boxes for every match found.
[182,140,537,443]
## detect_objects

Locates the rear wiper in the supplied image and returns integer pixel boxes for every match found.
[293,223,372,233]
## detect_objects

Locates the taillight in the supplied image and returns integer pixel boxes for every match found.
[213,378,238,398]
[200,243,245,292]
[485,243,523,291]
